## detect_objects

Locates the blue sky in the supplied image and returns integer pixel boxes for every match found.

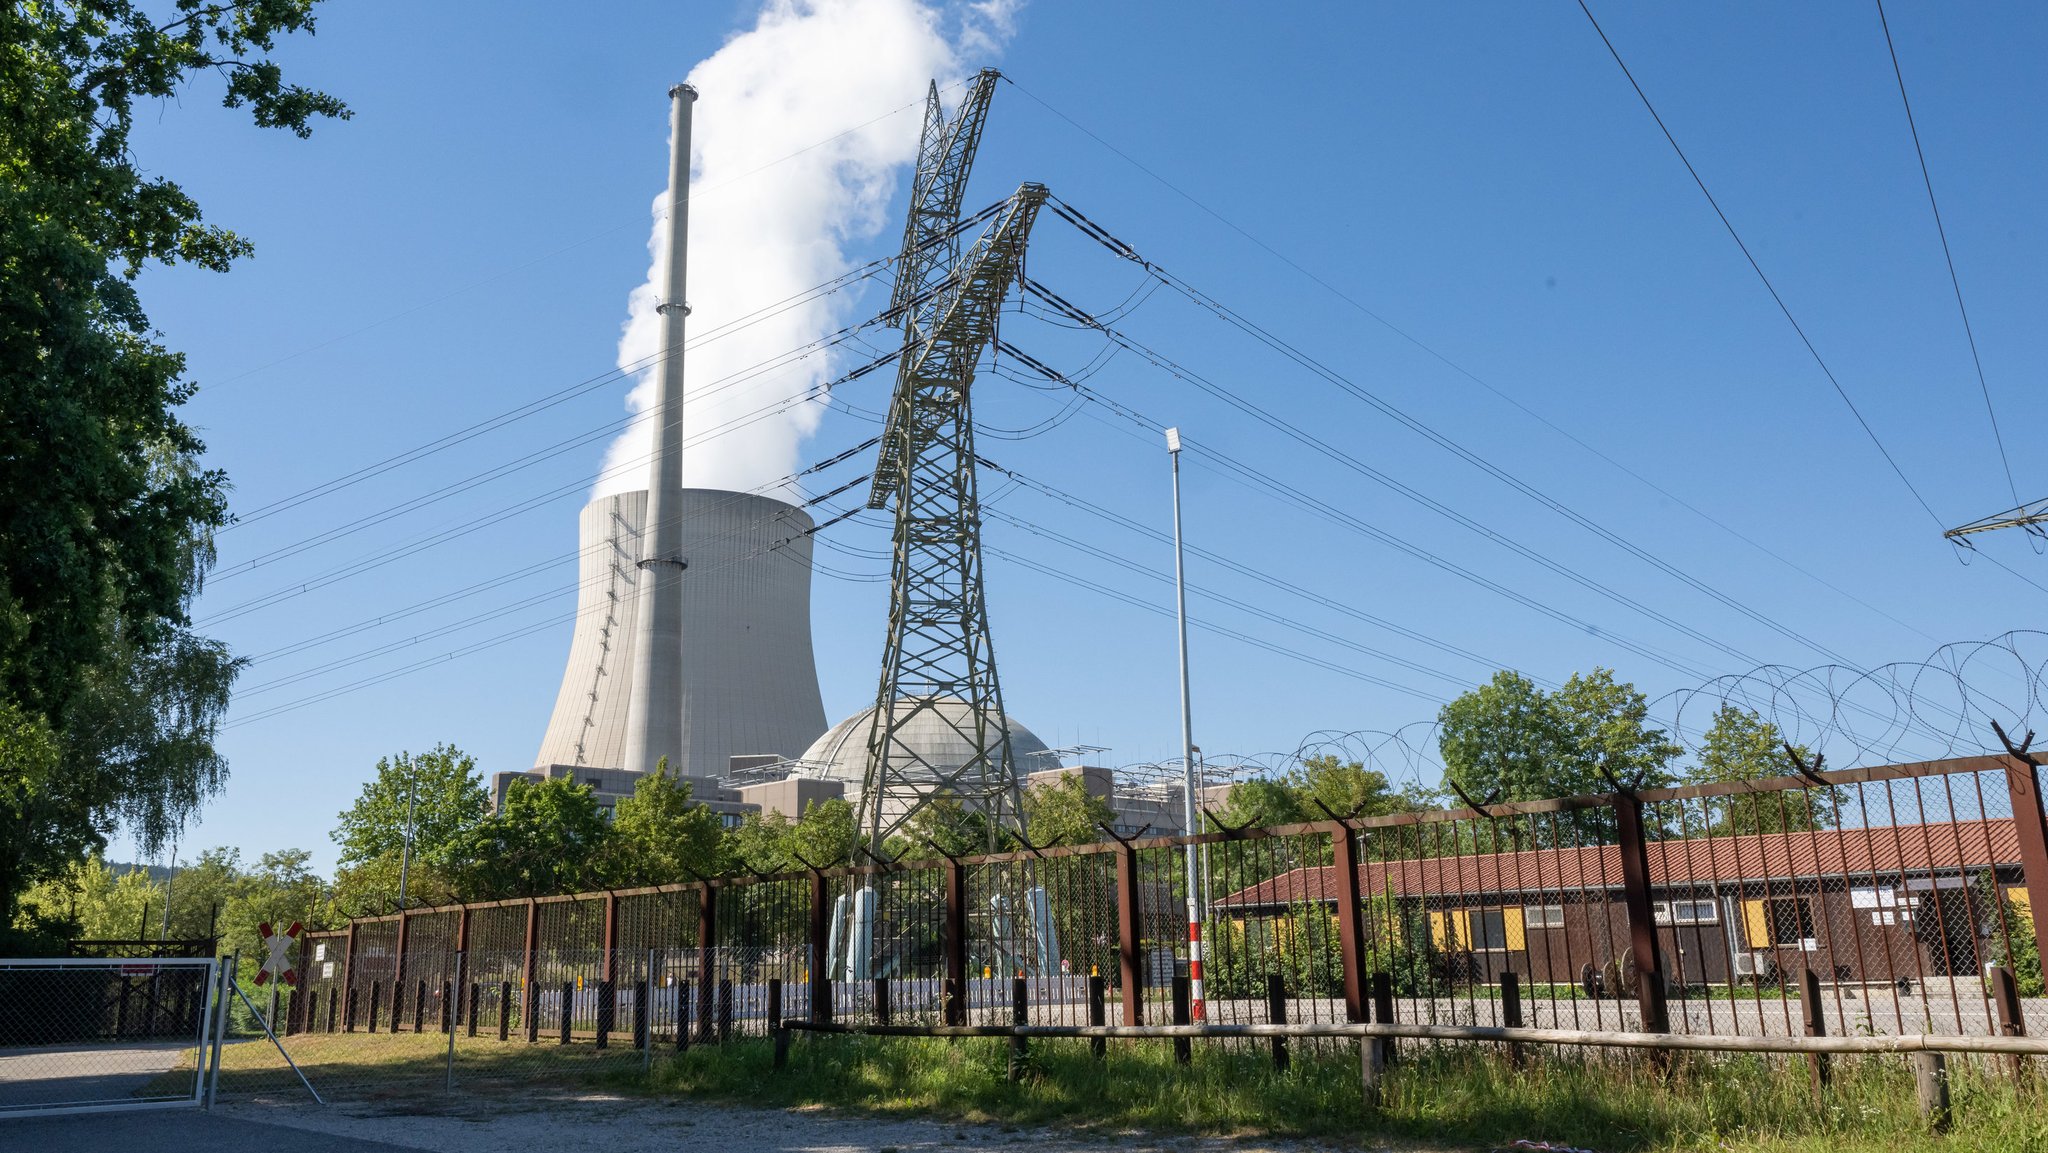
[113,1,2046,872]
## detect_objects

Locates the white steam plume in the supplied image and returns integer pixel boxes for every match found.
[597,0,1022,500]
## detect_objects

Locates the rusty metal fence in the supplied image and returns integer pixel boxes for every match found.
[225,751,2048,1100]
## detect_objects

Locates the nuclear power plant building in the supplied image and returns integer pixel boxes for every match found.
[529,487,829,786]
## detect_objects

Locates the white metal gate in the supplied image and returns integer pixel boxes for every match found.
[0,957,219,1117]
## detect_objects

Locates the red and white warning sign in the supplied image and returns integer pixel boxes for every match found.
[256,921,303,986]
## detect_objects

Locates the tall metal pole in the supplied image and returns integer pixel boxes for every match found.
[623,81,698,777]
[397,771,416,910]
[1166,427,1204,1021]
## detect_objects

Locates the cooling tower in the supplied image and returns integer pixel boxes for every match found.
[533,488,829,778]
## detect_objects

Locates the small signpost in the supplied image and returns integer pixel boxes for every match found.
[255,922,303,987]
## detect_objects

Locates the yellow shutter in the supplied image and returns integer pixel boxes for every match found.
[1741,899,1770,948]
[1503,906,1527,952]
[2007,888,2032,918]
[1427,911,1448,949]
[1428,909,1470,949]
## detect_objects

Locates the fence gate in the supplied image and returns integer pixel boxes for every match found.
[0,957,218,1117]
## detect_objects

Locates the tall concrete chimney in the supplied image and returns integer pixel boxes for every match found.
[622,83,696,776]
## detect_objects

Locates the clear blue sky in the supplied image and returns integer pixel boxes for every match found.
[112,1,2046,872]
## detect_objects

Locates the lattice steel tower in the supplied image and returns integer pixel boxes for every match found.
[859,70,1049,850]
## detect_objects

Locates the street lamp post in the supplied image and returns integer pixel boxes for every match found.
[1166,427,1204,1021]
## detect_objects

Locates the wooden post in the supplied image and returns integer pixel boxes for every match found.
[1800,968,1830,1096]
[717,977,734,1043]
[943,857,968,1026]
[1988,964,2026,1082]
[1266,973,1290,1072]
[340,920,359,1030]
[413,978,427,1032]
[674,979,691,1052]
[696,884,717,1042]
[1913,1052,1952,1133]
[808,871,832,1025]
[595,976,614,1049]
[1328,822,1368,1024]
[1087,973,1107,1060]
[467,983,479,1038]
[1500,972,1524,1068]
[2001,753,2048,980]
[498,981,511,1042]
[1115,840,1144,1026]
[1170,973,1192,1065]
[1372,971,1397,1068]
[521,898,541,1044]
[1008,976,1029,1082]
[367,980,381,1032]
[1613,792,1671,1043]
[1360,1021,1387,1110]
[559,980,573,1044]
[438,978,451,1033]
[325,990,337,1033]
[769,978,789,1070]
[633,976,650,1050]
[874,976,892,1026]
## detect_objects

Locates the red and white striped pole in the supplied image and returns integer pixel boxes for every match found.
[1167,428,1205,1022]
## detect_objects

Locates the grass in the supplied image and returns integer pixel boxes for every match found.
[161,1026,2048,1151]
[638,1034,2048,1153]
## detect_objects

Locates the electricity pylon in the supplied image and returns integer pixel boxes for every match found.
[1945,496,2048,544]
[859,71,1048,851]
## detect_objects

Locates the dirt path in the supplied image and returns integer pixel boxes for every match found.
[225,1094,1461,1153]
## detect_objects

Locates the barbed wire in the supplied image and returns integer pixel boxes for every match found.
[1109,631,2048,798]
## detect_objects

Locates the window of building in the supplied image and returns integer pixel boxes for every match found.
[1469,908,1510,950]
[1655,899,1719,925]
[1765,897,1813,945]
[1523,904,1566,928]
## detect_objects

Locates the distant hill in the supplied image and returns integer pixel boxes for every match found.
[105,861,179,884]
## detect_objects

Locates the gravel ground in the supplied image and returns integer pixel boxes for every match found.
[221,1093,1459,1153]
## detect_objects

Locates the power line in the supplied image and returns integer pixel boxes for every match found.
[1575,0,1943,529]
[1002,73,1938,645]
[1874,0,2019,507]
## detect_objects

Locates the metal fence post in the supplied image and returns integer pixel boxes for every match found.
[445,952,459,1093]
[1999,749,2048,975]
[597,891,619,1049]
[1988,964,2025,1082]
[453,905,472,1028]
[559,979,573,1045]
[1612,790,1671,1043]
[808,870,831,1025]
[1265,973,1290,1072]
[1115,839,1144,1026]
[717,977,734,1043]
[768,977,788,1070]
[1170,973,1192,1065]
[1500,972,1523,1068]
[498,981,511,1042]
[521,898,540,1043]
[1327,822,1368,1024]
[674,979,691,1052]
[391,909,410,1034]
[874,976,891,1026]
[696,883,717,1042]
[942,856,967,1026]
[1371,970,1397,1068]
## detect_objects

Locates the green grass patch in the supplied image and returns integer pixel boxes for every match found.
[640,1034,2048,1153]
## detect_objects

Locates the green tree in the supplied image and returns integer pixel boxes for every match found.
[1217,777,1306,829]
[1687,705,1829,834]
[449,776,609,900]
[0,0,346,929]
[329,745,486,909]
[726,809,794,874]
[1022,773,1115,847]
[891,792,1006,859]
[604,766,725,886]
[11,855,159,944]
[1552,668,1680,793]
[789,798,859,870]
[1438,670,1575,804]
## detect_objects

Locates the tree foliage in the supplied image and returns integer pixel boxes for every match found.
[0,0,346,926]
[603,765,725,886]
[449,776,608,901]
[1022,772,1115,848]
[1686,704,1829,834]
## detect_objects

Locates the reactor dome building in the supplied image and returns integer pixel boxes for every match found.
[793,697,1052,828]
